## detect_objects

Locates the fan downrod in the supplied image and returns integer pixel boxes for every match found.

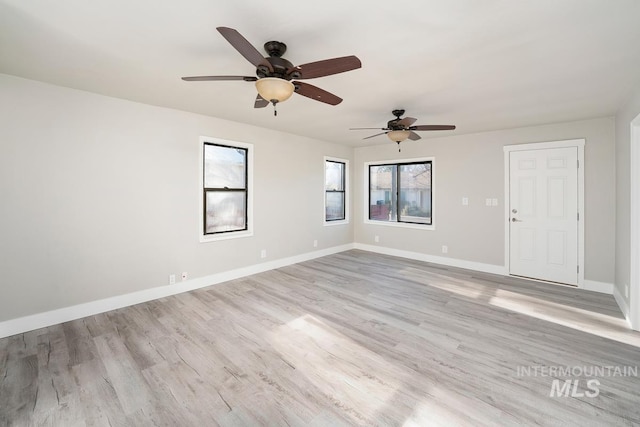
[392,109,405,119]
[264,41,287,57]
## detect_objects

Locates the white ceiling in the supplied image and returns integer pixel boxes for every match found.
[2,0,640,147]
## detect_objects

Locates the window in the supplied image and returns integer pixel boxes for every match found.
[200,137,253,241]
[367,158,433,229]
[324,157,349,224]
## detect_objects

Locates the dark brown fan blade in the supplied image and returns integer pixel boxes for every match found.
[254,94,269,108]
[410,125,456,131]
[349,127,388,130]
[363,132,388,140]
[293,56,361,80]
[181,76,257,81]
[216,27,273,72]
[408,131,421,141]
[397,117,417,127]
[292,81,342,105]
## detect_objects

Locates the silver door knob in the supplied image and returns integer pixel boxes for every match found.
[512,218,522,222]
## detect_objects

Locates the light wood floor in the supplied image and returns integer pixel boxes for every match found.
[1,250,639,426]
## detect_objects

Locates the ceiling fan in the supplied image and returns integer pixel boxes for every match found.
[350,109,456,151]
[182,27,362,115]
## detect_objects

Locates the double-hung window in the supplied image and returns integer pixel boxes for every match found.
[325,157,348,224]
[200,137,253,241]
[367,158,434,229]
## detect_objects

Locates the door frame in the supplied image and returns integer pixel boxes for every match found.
[503,139,585,288]
[630,114,640,330]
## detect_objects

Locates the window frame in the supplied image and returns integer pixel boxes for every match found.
[364,157,435,231]
[199,136,254,242]
[324,156,349,226]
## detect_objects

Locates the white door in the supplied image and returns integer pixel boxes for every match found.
[509,147,579,285]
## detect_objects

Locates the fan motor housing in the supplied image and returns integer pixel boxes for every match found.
[258,57,296,79]
[256,41,297,80]
[388,119,404,130]
[257,41,299,80]
[388,109,407,130]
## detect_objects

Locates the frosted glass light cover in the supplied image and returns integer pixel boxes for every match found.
[387,130,411,142]
[255,78,295,102]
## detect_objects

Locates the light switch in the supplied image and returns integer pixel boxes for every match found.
[462,197,469,206]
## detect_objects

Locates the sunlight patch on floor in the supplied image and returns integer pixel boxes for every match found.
[399,267,490,299]
[402,399,457,427]
[424,279,489,299]
[399,266,640,348]
[269,314,404,424]
[489,289,640,348]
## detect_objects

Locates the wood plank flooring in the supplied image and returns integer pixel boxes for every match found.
[1,250,639,426]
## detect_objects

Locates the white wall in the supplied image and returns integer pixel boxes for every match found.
[354,117,616,284]
[614,86,640,322]
[0,74,353,322]
[0,72,624,328]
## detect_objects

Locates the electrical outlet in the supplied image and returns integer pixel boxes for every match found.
[169,274,176,285]
[261,249,267,258]
[462,197,469,206]
[442,245,448,254]
[181,272,188,281]
[313,240,318,248]
[625,283,629,298]
[374,235,380,243]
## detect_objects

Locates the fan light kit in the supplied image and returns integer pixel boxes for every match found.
[182,27,362,116]
[387,129,411,143]
[351,109,456,151]
[255,77,295,105]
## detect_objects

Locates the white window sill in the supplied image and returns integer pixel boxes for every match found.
[364,220,435,231]
[324,220,349,227]
[200,230,253,243]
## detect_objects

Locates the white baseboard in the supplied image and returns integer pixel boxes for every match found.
[354,243,508,276]
[613,284,632,327]
[356,244,619,296]
[583,280,614,295]
[0,244,355,339]
[2,243,624,339]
